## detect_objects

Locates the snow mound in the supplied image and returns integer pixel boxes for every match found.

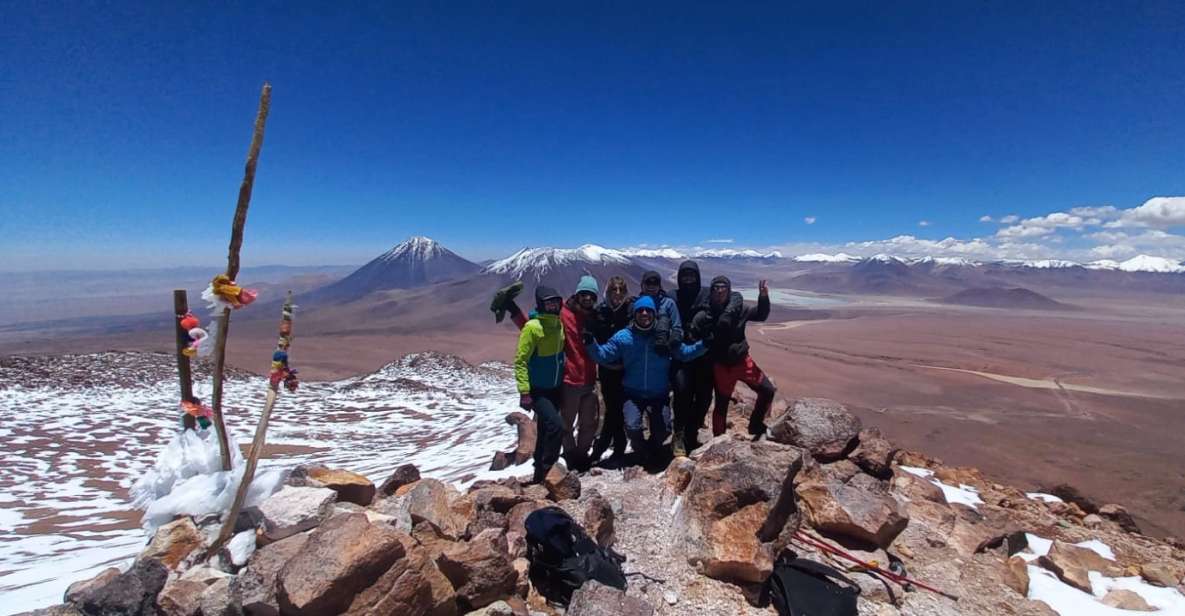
[376,235,448,262]
[1026,492,1065,503]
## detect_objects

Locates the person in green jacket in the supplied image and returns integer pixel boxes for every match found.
[514,285,567,483]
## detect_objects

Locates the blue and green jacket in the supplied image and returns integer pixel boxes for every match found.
[514,313,565,393]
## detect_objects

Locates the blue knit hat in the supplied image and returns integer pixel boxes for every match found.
[575,275,599,297]
[633,295,656,313]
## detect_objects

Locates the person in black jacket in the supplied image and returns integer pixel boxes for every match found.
[692,275,777,438]
[670,260,741,456]
[588,275,634,464]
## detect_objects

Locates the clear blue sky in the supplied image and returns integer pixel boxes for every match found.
[3,1,1184,269]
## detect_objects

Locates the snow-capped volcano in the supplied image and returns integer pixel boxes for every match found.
[483,245,633,279]
[1114,255,1185,273]
[313,236,480,301]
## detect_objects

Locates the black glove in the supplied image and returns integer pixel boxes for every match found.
[581,328,595,346]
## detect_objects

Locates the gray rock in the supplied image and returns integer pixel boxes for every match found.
[258,486,337,542]
[66,558,168,616]
[377,463,421,497]
[567,581,653,616]
[198,577,241,616]
[768,398,862,461]
[230,532,309,616]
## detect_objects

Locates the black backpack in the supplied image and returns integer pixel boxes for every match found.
[763,550,861,616]
[524,506,627,605]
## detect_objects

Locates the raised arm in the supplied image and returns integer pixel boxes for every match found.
[585,330,626,366]
[750,280,771,322]
[673,338,707,362]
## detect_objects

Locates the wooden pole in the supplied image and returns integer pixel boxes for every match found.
[211,291,293,554]
[210,83,272,471]
[173,290,194,402]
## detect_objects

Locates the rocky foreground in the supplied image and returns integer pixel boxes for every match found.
[23,398,1185,616]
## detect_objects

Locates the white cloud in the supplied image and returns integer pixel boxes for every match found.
[979,215,993,223]
[1000,215,1020,224]
[705,238,734,244]
[918,220,931,227]
[1116,196,1185,228]
[996,224,1055,239]
[804,216,816,225]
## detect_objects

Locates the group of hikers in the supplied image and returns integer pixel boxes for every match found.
[491,260,777,483]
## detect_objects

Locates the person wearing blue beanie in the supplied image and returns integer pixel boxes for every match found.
[584,295,707,467]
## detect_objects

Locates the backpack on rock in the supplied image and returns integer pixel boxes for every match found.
[763,549,861,616]
[524,506,627,605]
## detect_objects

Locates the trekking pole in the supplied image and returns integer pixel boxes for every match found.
[792,530,960,602]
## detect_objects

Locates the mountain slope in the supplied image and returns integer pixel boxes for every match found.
[311,236,480,302]
[938,287,1074,310]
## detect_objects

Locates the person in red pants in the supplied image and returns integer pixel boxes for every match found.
[692,276,776,438]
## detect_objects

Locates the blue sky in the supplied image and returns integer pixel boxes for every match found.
[3,2,1184,270]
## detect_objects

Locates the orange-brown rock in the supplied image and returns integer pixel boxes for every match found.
[1003,555,1030,596]
[1101,589,1154,611]
[306,467,377,506]
[140,518,204,570]
[434,528,517,612]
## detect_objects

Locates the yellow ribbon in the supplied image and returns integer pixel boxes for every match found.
[211,274,245,308]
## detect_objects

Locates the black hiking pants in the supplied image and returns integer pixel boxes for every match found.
[530,387,565,482]
[591,366,627,459]
[672,356,714,448]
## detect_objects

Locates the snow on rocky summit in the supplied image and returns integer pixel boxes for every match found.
[0,351,519,613]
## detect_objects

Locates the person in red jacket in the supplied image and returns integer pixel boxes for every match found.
[496,275,602,471]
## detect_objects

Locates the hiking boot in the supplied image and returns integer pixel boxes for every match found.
[490,281,524,323]
[672,433,687,458]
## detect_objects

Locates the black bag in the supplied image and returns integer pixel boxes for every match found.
[764,550,860,616]
[524,506,626,605]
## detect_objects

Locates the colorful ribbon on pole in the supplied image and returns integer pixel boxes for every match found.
[202,274,259,311]
[268,294,298,392]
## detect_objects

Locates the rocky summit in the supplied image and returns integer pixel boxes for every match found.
[17,397,1185,616]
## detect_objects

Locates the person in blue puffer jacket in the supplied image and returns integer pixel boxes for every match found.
[583,295,707,465]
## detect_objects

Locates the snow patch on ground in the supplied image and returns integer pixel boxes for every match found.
[1026,492,1064,503]
[1021,534,1185,615]
[898,465,984,509]
[0,351,522,614]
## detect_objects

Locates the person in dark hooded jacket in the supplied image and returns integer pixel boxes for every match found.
[639,271,682,356]
[589,275,634,464]
[670,260,742,456]
[691,276,777,438]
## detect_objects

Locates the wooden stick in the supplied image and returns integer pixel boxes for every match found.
[173,290,194,402]
[173,291,196,430]
[211,291,292,554]
[210,83,272,471]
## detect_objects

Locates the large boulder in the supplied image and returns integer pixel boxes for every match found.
[276,513,408,615]
[66,558,168,616]
[230,531,309,616]
[795,461,909,549]
[434,528,517,611]
[664,457,696,494]
[1101,589,1154,611]
[63,568,119,605]
[677,436,806,583]
[296,466,377,507]
[768,398,861,461]
[1036,540,1122,594]
[488,413,537,471]
[141,517,205,570]
[377,464,421,498]
[402,479,468,539]
[567,581,653,616]
[258,486,337,543]
[345,534,458,616]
